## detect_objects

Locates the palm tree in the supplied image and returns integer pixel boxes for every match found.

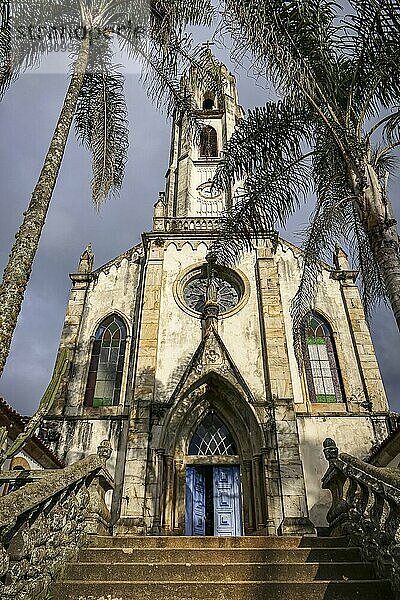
[213,0,400,352]
[0,0,217,376]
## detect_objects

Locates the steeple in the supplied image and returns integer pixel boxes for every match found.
[163,52,244,219]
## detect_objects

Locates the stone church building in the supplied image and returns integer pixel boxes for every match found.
[45,58,390,538]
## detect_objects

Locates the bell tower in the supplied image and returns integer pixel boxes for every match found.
[164,54,244,218]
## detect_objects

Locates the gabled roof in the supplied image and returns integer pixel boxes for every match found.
[0,397,65,469]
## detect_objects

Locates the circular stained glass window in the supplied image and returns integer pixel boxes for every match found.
[174,263,249,319]
[181,266,244,316]
[183,275,240,315]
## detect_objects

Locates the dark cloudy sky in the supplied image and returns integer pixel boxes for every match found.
[0,42,399,415]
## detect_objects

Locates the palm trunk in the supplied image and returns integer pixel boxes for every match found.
[0,36,91,377]
[358,164,400,332]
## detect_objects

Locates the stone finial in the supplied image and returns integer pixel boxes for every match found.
[154,192,166,217]
[153,192,166,231]
[97,440,112,463]
[333,244,350,271]
[78,244,94,274]
[323,438,339,461]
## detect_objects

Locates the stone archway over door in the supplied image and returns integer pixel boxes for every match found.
[157,375,276,535]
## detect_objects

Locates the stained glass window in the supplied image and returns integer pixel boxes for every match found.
[84,315,127,408]
[183,275,240,315]
[200,126,218,157]
[304,313,343,403]
[188,413,237,455]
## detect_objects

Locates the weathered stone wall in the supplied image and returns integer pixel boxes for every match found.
[297,415,378,526]
[64,248,142,410]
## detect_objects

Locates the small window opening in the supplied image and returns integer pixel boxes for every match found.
[200,126,218,157]
[203,97,215,110]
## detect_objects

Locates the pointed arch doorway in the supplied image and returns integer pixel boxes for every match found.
[157,376,271,536]
[185,412,243,536]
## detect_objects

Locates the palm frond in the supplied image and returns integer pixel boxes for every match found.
[346,0,400,112]
[382,108,400,144]
[75,42,128,207]
[214,99,313,189]
[213,150,313,265]
[213,99,314,264]
[291,127,353,360]
[0,0,80,98]
[221,0,341,106]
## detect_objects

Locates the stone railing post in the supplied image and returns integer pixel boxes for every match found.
[322,438,350,535]
[85,440,114,536]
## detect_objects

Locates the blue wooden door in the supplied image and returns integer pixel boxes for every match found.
[213,466,242,536]
[185,466,206,536]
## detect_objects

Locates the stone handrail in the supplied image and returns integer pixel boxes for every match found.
[322,437,400,597]
[0,440,114,600]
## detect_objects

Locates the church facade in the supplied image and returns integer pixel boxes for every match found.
[45,60,390,537]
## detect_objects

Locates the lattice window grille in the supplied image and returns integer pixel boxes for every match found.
[188,413,237,455]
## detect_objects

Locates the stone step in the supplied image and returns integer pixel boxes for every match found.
[63,561,375,582]
[51,580,394,600]
[90,535,350,549]
[78,546,362,564]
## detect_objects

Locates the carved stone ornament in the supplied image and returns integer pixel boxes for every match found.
[321,437,400,596]
[323,437,339,461]
[205,349,220,363]
[97,439,112,463]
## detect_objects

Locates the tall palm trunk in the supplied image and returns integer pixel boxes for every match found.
[352,163,400,332]
[0,36,91,377]
[362,165,400,331]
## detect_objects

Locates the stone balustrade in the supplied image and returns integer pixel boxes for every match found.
[322,437,400,597]
[154,216,223,233]
[0,440,113,600]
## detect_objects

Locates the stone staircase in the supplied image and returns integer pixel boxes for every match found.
[51,535,394,599]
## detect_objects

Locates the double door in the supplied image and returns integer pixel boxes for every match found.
[185,465,242,536]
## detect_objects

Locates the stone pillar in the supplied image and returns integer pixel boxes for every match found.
[50,246,94,415]
[174,459,186,534]
[162,455,174,532]
[332,246,388,413]
[150,448,165,534]
[242,459,255,532]
[252,453,266,531]
[117,238,163,534]
[261,447,278,535]
[257,244,315,535]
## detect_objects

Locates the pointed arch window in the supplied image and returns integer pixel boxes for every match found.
[304,313,343,403]
[84,315,127,407]
[188,413,237,455]
[200,126,218,157]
